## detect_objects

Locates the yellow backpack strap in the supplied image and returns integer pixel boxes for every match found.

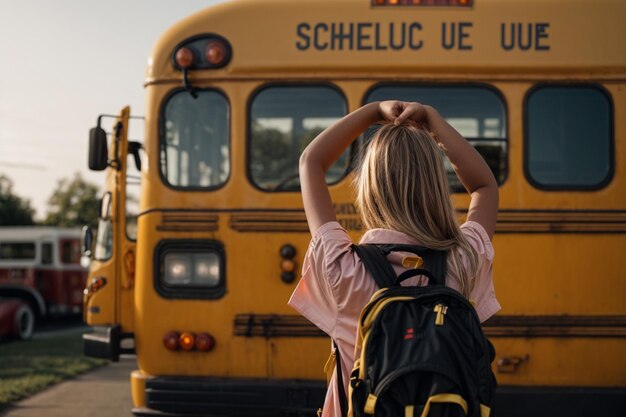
[414,393,468,417]
[323,346,336,385]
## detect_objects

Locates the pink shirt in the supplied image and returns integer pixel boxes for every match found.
[288,220,500,417]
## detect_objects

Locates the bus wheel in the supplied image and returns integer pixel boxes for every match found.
[14,303,35,340]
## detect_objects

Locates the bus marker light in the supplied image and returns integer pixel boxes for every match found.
[163,331,180,351]
[205,41,227,66]
[175,47,195,69]
[84,276,107,296]
[195,333,216,352]
[280,244,296,259]
[281,259,297,273]
[281,271,296,284]
[179,332,195,351]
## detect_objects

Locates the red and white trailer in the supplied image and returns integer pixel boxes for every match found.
[0,227,87,339]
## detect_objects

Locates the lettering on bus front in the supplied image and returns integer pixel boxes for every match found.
[295,22,551,52]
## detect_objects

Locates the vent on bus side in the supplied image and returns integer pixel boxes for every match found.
[158,212,219,232]
[229,211,308,233]
[234,314,325,338]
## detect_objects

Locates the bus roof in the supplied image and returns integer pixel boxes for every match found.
[146,0,626,83]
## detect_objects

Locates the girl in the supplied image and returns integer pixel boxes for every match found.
[288,101,500,417]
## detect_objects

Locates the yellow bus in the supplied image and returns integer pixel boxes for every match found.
[82,0,626,415]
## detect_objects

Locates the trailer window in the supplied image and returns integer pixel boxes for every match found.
[42,242,53,264]
[61,240,81,264]
[0,243,36,260]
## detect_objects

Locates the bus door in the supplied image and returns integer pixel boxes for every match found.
[83,106,142,361]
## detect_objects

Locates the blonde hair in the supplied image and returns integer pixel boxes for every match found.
[354,122,479,297]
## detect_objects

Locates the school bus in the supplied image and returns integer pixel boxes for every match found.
[82,0,626,415]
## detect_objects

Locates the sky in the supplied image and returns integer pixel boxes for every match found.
[0,0,227,219]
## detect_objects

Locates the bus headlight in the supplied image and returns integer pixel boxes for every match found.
[156,241,225,299]
[164,252,220,287]
[164,254,192,284]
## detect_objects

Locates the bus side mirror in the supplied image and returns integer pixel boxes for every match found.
[89,127,108,171]
[81,225,93,259]
[81,225,93,269]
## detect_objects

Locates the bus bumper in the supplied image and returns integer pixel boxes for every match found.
[494,385,626,417]
[83,325,134,361]
[131,380,626,417]
[136,376,325,417]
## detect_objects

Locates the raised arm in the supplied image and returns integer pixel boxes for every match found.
[299,102,382,234]
[396,103,499,239]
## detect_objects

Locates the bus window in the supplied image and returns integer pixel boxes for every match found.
[365,85,507,192]
[0,243,36,260]
[161,90,230,189]
[126,118,144,240]
[525,85,613,189]
[41,242,53,265]
[249,85,349,191]
[94,219,113,261]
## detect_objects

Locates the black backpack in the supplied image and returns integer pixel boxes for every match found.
[333,244,496,417]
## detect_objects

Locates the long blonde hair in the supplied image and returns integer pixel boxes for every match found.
[354,122,479,297]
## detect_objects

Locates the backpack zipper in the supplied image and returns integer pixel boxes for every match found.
[434,304,448,326]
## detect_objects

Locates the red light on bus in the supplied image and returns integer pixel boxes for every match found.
[205,41,227,66]
[179,332,195,351]
[280,259,297,273]
[163,331,180,351]
[175,47,195,69]
[195,333,216,352]
[84,276,107,296]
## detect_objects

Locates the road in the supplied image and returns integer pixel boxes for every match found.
[0,355,136,417]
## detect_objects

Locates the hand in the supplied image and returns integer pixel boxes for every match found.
[379,101,429,126]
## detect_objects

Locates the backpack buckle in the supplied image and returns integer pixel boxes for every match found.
[402,256,424,269]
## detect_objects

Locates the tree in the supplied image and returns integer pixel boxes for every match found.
[44,173,99,229]
[0,174,35,226]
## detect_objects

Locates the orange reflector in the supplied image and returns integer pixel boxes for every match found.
[204,41,227,65]
[175,47,195,69]
[86,276,107,295]
[280,259,297,273]
[163,331,180,351]
[195,333,216,352]
[179,332,195,351]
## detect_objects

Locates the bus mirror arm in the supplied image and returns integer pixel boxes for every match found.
[81,225,93,267]
[182,68,198,99]
[128,141,142,171]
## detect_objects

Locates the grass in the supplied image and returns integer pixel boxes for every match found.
[0,328,107,409]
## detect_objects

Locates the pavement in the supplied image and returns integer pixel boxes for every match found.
[0,355,136,417]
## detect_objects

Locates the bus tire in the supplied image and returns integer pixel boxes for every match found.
[14,303,35,340]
